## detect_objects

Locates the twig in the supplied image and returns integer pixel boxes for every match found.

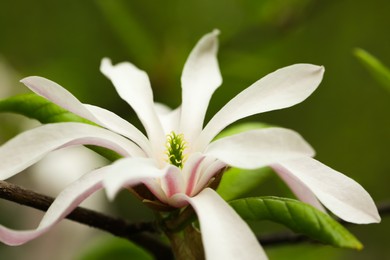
[0,180,173,260]
[1,180,390,255]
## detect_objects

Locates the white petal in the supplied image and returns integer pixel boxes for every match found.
[100,58,165,157]
[102,157,177,200]
[192,159,227,196]
[182,153,206,196]
[180,30,222,144]
[205,128,315,169]
[275,157,381,224]
[174,188,267,260]
[20,76,150,153]
[0,165,107,245]
[0,122,144,180]
[84,104,152,155]
[154,102,181,134]
[196,64,324,151]
[273,165,326,212]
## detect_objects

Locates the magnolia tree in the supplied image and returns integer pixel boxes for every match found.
[0,31,382,259]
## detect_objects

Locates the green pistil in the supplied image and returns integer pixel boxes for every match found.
[166,132,186,168]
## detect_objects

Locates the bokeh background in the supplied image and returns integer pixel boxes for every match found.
[0,0,389,259]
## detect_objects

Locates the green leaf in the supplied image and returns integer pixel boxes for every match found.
[0,93,121,161]
[0,93,93,124]
[229,197,363,250]
[78,237,153,260]
[354,48,390,93]
[217,167,272,201]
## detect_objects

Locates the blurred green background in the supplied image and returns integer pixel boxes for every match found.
[0,0,389,259]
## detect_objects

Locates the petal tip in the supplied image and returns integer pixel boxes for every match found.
[20,75,40,85]
[100,58,113,75]
[211,29,220,36]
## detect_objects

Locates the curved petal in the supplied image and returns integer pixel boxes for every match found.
[173,188,267,260]
[100,58,165,157]
[84,104,152,155]
[0,123,144,180]
[273,165,325,212]
[0,165,107,245]
[102,157,178,200]
[179,30,222,144]
[20,76,150,153]
[204,128,315,169]
[275,157,381,224]
[182,153,206,196]
[196,64,325,151]
[154,102,181,134]
[192,159,227,196]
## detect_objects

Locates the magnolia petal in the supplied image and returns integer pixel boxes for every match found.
[196,64,325,151]
[160,167,185,197]
[0,122,143,180]
[192,159,227,197]
[84,104,152,155]
[174,188,267,260]
[154,102,181,134]
[205,128,315,169]
[20,76,150,152]
[273,165,326,212]
[275,157,381,224]
[0,165,107,245]
[100,58,165,156]
[102,157,178,200]
[180,30,222,144]
[21,76,101,123]
[182,153,206,196]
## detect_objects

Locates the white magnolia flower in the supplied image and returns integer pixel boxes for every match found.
[0,30,380,260]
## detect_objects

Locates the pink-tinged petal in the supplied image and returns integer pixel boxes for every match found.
[196,64,324,151]
[0,165,107,245]
[273,165,326,212]
[0,123,144,180]
[160,167,185,197]
[204,128,315,169]
[100,58,165,157]
[154,103,181,134]
[174,188,267,260]
[20,76,150,153]
[275,157,381,224]
[192,159,227,196]
[180,30,222,144]
[102,157,177,200]
[182,153,205,196]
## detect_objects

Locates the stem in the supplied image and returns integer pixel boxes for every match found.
[1,180,389,256]
[0,180,173,260]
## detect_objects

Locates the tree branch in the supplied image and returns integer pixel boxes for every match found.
[0,180,173,260]
[1,180,389,256]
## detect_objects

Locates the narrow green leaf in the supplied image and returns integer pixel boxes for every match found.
[230,197,363,250]
[0,93,121,161]
[354,48,390,93]
[217,167,272,201]
[0,93,93,124]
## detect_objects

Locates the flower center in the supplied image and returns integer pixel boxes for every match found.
[166,132,187,168]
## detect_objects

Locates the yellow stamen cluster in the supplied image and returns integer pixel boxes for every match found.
[166,132,187,168]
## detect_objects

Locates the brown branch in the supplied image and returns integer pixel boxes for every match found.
[0,180,173,260]
[1,180,390,255]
